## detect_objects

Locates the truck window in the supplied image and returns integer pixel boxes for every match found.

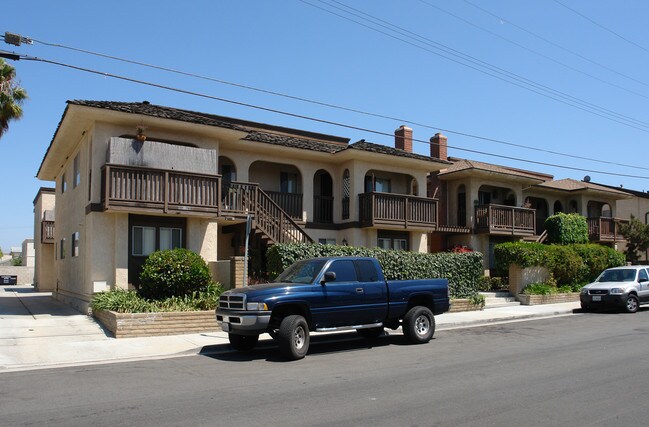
[326,260,357,282]
[355,260,378,282]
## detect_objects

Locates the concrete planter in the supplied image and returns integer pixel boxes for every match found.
[517,293,580,306]
[94,310,219,338]
[450,299,484,312]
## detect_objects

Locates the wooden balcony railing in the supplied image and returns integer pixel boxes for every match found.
[588,217,628,242]
[359,192,438,230]
[265,191,303,220]
[313,195,334,224]
[102,165,220,216]
[41,220,55,244]
[475,204,535,236]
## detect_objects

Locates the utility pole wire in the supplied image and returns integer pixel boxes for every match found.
[4,31,649,171]
[16,53,649,180]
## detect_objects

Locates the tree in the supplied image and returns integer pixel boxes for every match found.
[0,58,27,138]
[620,216,649,264]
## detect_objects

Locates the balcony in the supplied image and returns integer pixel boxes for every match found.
[474,204,536,236]
[101,164,220,216]
[41,220,55,244]
[265,191,303,221]
[359,192,438,231]
[588,217,628,242]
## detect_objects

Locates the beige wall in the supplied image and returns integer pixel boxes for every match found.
[33,190,56,290]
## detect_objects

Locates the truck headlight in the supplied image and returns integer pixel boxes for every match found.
[246,302,268,311]
[609,288,626,295]
[580,288,588,295]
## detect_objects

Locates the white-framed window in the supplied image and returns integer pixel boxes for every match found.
[61,172,67,193]
[280,172,298,194]
[377,231,409,251]
[73,153,81,188]
[72,232,79,257]
[318,238,337,245]
[160,227,182,251]
[132,226,156,256]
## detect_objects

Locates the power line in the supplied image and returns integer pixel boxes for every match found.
[11,52,649,180]
[463,0,649,90]
[5,32,648,170]
[416,0,649,101]
[552,0,649,55]
[304,0,649,133]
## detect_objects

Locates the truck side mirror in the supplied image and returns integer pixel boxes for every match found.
[322,271,336,284]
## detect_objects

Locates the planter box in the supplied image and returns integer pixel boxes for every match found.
[516,293,580,306]
[94,310,219,338]
[450,299,484,312]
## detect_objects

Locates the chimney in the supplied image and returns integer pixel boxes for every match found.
[430,133,448,161]
[395,125,413,153]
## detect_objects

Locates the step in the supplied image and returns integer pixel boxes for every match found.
[480,291,521,309]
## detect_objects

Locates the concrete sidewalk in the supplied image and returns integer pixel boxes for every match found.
[0,285,580,373]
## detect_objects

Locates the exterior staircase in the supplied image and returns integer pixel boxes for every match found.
[223,182,313,245]
[480,291,521,309]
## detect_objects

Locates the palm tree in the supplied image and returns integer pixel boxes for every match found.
[0,58,27,138]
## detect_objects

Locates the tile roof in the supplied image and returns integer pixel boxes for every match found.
[534,178,631,196]
[440,158,551,180]
[349,140,451,164]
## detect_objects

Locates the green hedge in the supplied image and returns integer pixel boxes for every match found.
[266,243,484,299]
[494,242,625,286]
[545,213,589,244]
[139,248,214,300]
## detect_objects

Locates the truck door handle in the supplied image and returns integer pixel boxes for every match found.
[356,288,364,294]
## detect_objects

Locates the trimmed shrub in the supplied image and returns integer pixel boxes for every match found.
[266,243,484,299]
[495,241,626,286]
[545,213,588,244]
[138,248,214,300]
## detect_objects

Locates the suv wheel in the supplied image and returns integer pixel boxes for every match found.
[625,295,639,313]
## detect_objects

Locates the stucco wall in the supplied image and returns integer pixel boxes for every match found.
[0,266,35,285]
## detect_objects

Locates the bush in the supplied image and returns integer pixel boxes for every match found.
[138,249,214,300]
[495,241,625,286]
[477,276,508,291]
[545,213,588,244]
[266,243,484,299]
[523,282,557,295]
[91,283,222,313]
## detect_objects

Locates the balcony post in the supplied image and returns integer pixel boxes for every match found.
[104,165,110,210]
[164,171,169,213]
[511,207,515,235]
[404,197,409,229]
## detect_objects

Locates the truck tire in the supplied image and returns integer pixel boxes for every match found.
[278,315,310,360]
[403,306,435,344]
[229,333,259,351]
[357,327,384,339]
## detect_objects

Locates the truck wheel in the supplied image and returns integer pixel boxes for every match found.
[403,306,435,344]
[228,333,259,351]
[357,327,384,339]
[625,295,639,313]
[278,315,310,360]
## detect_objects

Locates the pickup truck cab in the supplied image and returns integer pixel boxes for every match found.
[216,256,450,359]
[580,265,649,313]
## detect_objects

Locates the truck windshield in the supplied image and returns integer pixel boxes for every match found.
[597,269,637,282]
[274,259,328,284]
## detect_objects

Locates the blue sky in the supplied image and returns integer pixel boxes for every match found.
[1,0,649,251]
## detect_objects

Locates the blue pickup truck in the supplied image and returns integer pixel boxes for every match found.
[216,256,450,359]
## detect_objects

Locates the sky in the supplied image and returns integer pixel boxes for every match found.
[1,0,649,252]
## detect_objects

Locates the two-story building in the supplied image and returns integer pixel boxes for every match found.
[35,100,449,312]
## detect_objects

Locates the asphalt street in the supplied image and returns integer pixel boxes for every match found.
[1,310,648,426]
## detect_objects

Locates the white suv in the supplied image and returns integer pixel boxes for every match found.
[580,266,649,313]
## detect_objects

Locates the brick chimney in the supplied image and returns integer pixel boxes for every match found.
[430,133,448,161]
[395,125,413,153]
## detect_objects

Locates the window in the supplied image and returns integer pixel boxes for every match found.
[61,172,67,193]
[342,169,350,220]
[355,260,378,282]
[325,260,357,282]
[377,231,409,251]
[160,227,182,251]
[60,238,66,259]
[72,232,79,257]
[478,190,491,205]
[639,269,649,283]
[73,154,81,188]
[280,172,298,194]
[365,175,391,193]
[318,238,336,245]
[132,226,156,256]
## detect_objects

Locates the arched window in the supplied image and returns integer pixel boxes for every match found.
[553,201,563,214]
[342,169,350,220]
